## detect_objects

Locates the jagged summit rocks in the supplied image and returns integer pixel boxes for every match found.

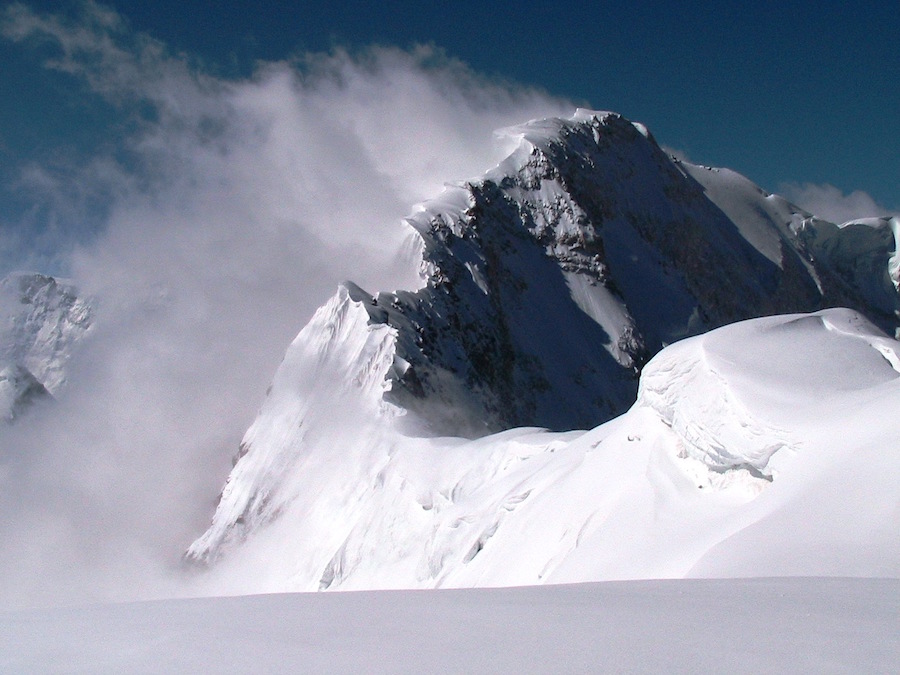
[186,109,899,573]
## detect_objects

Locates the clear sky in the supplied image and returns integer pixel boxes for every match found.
[1,0,898,275]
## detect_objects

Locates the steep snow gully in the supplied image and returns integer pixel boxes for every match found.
[183,111,900,591]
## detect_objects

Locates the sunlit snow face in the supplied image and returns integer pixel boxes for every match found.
[0,3,571,607]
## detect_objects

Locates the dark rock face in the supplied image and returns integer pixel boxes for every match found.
[346,112,898,435]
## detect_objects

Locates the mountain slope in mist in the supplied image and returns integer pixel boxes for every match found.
[185,110,899,587]
[0,272,91,422]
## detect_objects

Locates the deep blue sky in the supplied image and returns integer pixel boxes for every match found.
[1,0,898,262]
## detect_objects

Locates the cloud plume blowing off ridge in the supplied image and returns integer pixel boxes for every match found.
[0,2,572,608]
[780,182,899,224]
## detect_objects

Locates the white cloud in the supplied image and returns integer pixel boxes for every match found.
[0,3,572,607]
[779,182,899,224]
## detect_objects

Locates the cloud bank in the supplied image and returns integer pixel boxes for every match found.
[780,182,899,224]
[0,2,571,607]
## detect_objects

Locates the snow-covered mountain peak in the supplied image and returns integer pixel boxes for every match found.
[494,109,645,152]
[0,272,92,421]
[185,283,400,563]
[358,109,898,435]
[187,109,899,573]
[0,364,50,424]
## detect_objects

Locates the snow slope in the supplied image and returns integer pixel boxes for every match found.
[186,308,900,593]
[188,110,899,575]
[680,165,900,334]
[0,272,92,422]
[2,578,896,674]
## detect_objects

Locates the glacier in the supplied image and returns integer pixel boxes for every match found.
[185,110,900,591]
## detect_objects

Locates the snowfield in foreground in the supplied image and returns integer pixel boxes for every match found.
[2,578,896,674]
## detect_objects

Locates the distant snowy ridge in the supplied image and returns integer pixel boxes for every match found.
[0,272,92,422]
[184,112,899,585]
[797,215,900,315]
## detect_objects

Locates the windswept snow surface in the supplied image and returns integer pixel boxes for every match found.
[187,308,900,593]
[2,578,897,674]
